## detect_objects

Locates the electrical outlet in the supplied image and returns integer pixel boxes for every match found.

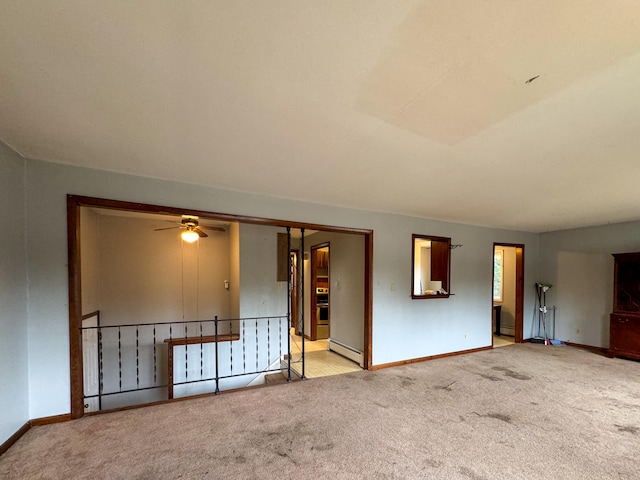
[390,283,396,291]
[464,334,467,339]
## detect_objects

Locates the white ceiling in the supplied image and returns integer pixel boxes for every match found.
[2,1,640,233]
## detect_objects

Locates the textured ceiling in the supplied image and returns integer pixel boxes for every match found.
[2,1,640,232]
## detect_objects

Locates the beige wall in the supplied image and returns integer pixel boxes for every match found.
[88,213,232,326]
[228,222,241,320]
[555,252,612,346]
[22,158,540,417]
[0,143,29,445]
[80,208,101,315]
[539,222,640,347]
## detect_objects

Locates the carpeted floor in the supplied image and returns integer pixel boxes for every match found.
[2,343,639,479]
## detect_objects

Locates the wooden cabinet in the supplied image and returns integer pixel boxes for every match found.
[609,252,640,360]
[316,249,329,269]
[610,314,640,360]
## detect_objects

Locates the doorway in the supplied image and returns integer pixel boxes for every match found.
[492,243,524,346]
[292,236,364,378]
[67,195,373,418]
[311,243,330,341]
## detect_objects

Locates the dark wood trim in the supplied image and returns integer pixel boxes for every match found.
[29,413,73,427]
[163,334,239,347]
[492,242,527,249]
[515,246,524,343]
[370,346,492,370]
[276,233,288,282]
[81,310,100,321]
[364,232,373,370]
[564,342,609,356]
[67,195,373,235]
[0,422,30,456]
[1,413,74,456]
[67,196,84,420]
[67,194,375,417]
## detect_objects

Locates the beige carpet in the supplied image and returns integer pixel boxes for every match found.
[2,344,639,479]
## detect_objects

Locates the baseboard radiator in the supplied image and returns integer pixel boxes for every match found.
[328,339,364,368]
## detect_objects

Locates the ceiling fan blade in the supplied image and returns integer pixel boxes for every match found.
[154,226,180,231]
[199,225,226,232]
[194,227,209,238]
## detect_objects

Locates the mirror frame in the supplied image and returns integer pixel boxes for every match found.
[411,234,451,299]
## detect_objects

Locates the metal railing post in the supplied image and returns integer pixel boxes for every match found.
[98,326,103,411]
[214,316,220,394]
[287,226,292,382]
[301,228,306,380]
[118,326,122,392]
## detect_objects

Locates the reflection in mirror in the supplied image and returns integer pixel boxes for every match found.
[412,234,451,298]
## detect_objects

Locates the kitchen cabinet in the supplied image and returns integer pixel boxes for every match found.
[317,249,329,269]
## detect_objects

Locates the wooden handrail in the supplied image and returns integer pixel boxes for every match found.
[165,334,240,399]
[163,334,239,347]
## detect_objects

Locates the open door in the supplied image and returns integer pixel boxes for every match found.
[493,244,524,344]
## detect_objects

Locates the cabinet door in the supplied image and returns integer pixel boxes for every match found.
[610,314,640,358]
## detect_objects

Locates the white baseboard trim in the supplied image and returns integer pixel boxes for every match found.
[328,339,364,367]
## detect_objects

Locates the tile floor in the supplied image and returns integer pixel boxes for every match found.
[493,335,515,348]
[289,331,362,379]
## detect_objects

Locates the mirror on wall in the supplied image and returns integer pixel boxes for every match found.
[411,234,451,299]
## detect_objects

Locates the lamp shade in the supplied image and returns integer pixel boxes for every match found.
[181,230,199,243]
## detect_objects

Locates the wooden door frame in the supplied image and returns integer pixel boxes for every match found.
[67,194,373,419]
[492,243,525,343]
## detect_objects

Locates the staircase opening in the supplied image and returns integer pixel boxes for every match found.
[68,195,372,417]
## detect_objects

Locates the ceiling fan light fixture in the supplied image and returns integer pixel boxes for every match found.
[181,229,199,243]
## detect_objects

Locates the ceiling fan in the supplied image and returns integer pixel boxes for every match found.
[154,215,225,241]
